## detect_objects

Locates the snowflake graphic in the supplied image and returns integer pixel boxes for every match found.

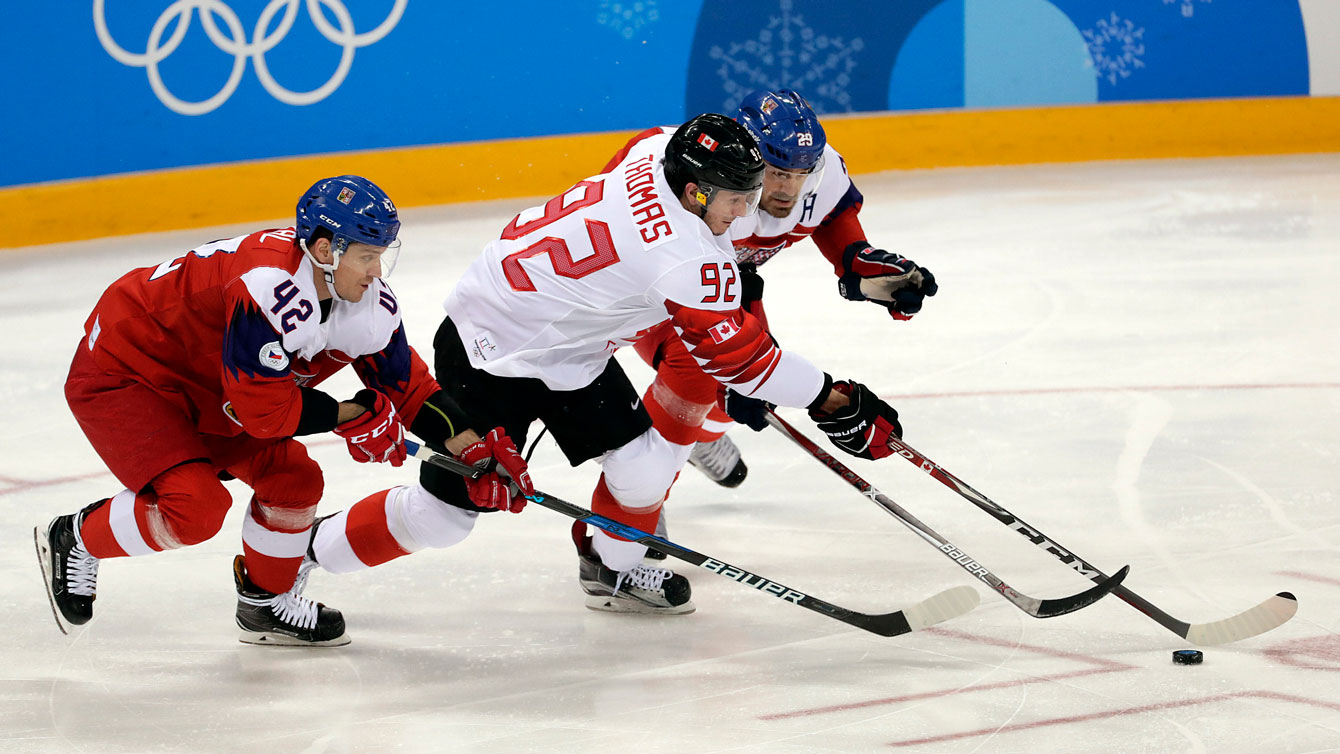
[1082,12,1146,85]
[707,0,864,113]
[1165,0,1211,18]
[596,1,659,40]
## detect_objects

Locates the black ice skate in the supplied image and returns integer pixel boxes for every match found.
[688,435,747,488]
[34,501,104,635]
[574,525,694,615]
[233,555,349,647]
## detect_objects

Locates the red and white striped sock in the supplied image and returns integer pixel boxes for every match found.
[241,502,314,594]
[311,486,479,574]
[78,489,167,558]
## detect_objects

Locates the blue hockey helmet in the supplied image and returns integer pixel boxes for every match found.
[736,89,826,172]
[295,175,401,257]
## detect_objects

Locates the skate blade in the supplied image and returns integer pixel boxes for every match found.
[583,594,696,615]
[34,525,74,636]
[238,629,351,648]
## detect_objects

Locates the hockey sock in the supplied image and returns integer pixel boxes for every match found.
[241,500,316,594]
[590,475,663,571]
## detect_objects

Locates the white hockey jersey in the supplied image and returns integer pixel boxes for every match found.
[729,143,856,266]
[444,133,826,408]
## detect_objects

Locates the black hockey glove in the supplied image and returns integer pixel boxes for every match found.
[739,262,765,308]
[723,388,773,432]
[809,380,902,460]
[836,242,938,321]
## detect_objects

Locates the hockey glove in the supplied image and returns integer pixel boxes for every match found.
[334,389,407,467]
[457,428,534,513]
[809,380,902,460]
[739,262,765,308]
[723,388,773,432]
[836,242,938,321]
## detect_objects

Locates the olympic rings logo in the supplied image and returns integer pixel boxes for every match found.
[93,0,406,116]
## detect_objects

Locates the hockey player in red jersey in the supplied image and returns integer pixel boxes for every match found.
[35,175,531,646]
[619,90,939,493]
[311,114,907,615]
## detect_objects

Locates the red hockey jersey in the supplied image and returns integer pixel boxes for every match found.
[82,228,437,439]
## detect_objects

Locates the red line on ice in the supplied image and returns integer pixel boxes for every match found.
[892,382,1340,401]
[886,691,1340,748]
[760,628,1130,721]
[1275,570,1340,589]
[0,439,342,497]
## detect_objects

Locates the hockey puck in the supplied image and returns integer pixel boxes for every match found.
[1172,649,1203,665]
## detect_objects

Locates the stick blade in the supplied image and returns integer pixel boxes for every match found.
[857,586,980,637]
[897,586,981,634]
[1034,565,1131,619]
[1183,591,1298,646]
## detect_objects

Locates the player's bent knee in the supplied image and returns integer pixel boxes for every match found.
[392,484,479,551]
[250,441,324,509]
[602,428,693,510]
[148,462,234,547]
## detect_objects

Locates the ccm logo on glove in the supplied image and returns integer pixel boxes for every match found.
[334,389,407,467]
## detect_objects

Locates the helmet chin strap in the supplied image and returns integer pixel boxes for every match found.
[300,237,348,303]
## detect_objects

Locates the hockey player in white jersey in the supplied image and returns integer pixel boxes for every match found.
[303,113,907,614]
[622,90,939,496]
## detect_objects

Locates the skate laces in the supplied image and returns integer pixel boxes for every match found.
[62,518,99,598]
[65,541,99,598]
[239,560,319,630]
[614,564,672,594]
[690,436,740,479]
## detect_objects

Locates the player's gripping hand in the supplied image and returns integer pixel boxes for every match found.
[457,428,534,513]
[722,388,774,432]
[809,380,903,460]
[334,389,407,466]
[836,242,938,321]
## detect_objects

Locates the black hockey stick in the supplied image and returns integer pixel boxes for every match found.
[402,439,978,637]
[875,432,1297,645]
[766,412,1129,618]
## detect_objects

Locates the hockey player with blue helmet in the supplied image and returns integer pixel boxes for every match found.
[36,174,533,647]
[612,89,938,496]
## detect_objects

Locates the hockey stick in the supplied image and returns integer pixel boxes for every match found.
[874,432,1298,645]
[765,413,1129,619]
[402,439,979,637]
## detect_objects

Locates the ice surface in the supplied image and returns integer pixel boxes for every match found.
[3,154,1338,753]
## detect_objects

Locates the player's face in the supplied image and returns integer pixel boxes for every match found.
[333,242,387,302]
[687,183,761,235]
[759,163,814,218]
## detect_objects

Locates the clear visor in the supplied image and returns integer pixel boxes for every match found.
[764,152,826,194]
[379,238,403,277]
[340,237,403,278]
[702,182,763,216]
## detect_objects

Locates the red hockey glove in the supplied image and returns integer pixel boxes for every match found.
[457,428,534,513]
[334,390,407,466]
[809,380,902,460]
[836,242,938,321]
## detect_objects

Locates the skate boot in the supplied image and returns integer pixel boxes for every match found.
[574,525,694,614]
[34,501,104,634]
[233,555,349,647]
[688,434,747,488]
